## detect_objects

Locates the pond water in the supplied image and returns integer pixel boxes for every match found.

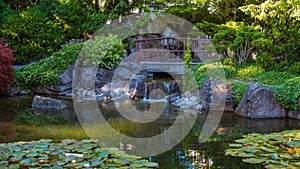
[1,95,300,168]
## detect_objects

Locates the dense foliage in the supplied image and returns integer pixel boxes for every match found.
[0,38,15,91]
[1,8,66,63]
[14,35,125,90]
[0,0,108,64]
[272,77,300,111]
[81,34,125,69]
[14,43,82,90]
[212,22,267,65]
[240,0,300,63]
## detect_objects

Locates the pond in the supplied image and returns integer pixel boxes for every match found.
[1,95,300,168]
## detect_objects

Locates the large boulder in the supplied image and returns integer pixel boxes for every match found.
[95,67,114,88]
[58,64,74,85]
[287,98,300,119]
[199,79,234,112]
[112,60,144,81]
[32,95,78,122]
[288,110,300,120]
[235,83,286,118]
[33,83,72,96]
[32,95,67,109]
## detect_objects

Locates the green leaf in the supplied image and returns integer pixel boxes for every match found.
[229,143,243,148]
[144,162,159,168]
[242,158,265,164]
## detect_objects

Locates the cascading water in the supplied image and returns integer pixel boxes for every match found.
[142,82,148,101]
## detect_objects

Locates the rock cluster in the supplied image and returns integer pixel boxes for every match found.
[171,79,299,120]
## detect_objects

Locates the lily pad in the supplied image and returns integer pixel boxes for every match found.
[0,139,158,168]
[237,152,255,158]
[226,130,300,168]
[19,158,32,166]
[261,146,277,153]
[7,164,20,169]
[61,139,77,144]
[235,139,249,144]
[287,141,300,148]
[229,143,243,148]
[144,162,159,168]
[90,161,102,167]
[242,158,265,164]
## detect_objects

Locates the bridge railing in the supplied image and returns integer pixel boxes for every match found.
[134,37,211,63]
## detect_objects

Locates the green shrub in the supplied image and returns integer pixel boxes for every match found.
[212,22,267,65]
[194,63,209,87]
[1,7,66,63]
[14,43,82,89]
[0,1,15,25]
[1,0,109,64]
[166,6,193,20]
[273,77,300,111]
[288,61,300,74]
[182,41,197,92]
[194,60,236,87]
[231,82,248,107]
[50,0,93,39]
[221,57,234,67]
[250,71,296,86]
[81,13,108,35]
[255,52,275,71]
[236,62,264,79]
[81,34,125,69]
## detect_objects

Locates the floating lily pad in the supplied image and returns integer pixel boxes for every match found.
[0,139,158,168]
[242,158,265,164]
[144,162,159,168]
[19,158,32,166]
[226,130,300,168]
[287,141,300,148]
[229,143,243,148]
[279,154,294,160]
[7,163,20,169]
[61,139,77,144]
[261,146,277,153]
[237,152,254,158]
[90,160,102,167]
[235,139,249,144]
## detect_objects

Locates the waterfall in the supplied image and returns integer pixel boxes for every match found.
[142,82,148,101]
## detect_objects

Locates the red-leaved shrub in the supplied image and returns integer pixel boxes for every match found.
[0,38,15,91]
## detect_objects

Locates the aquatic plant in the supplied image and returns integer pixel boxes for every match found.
[225,130,300,168]
[0,139,158,168]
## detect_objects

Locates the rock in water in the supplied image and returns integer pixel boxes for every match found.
[32,95,67,109]
[235,83,286,118]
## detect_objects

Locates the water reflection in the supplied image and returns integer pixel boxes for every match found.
[74,98,197,157]
[0,96,300,168]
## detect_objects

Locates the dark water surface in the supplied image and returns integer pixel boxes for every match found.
[1,95,300,168]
